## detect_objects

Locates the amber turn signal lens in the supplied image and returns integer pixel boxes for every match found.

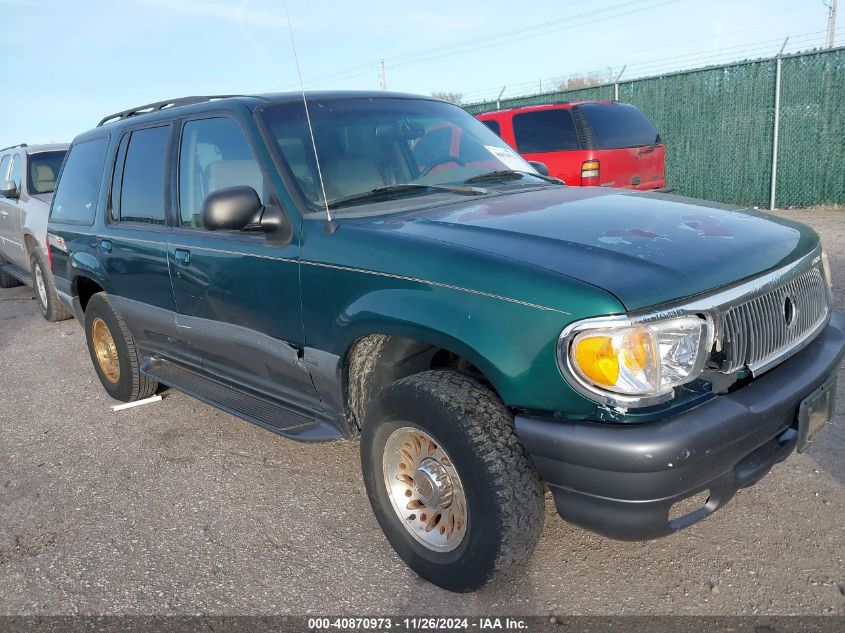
[572,329,655,390]
[573,335,619,387]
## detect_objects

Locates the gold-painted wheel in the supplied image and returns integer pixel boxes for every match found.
[382,426,468,552]
[91,317,120,384]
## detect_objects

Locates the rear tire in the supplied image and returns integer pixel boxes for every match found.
[361,370,545,592]
[30,249,72,322]
[84,292,158,402]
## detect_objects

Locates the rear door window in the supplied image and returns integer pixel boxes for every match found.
[577,103,659,149]
[512,109,581,153]
[117,125,170,225]
[51,137,109,225]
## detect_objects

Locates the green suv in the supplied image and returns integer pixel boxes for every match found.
[48,92,844,592]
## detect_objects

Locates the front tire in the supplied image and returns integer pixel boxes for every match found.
[84,292,158,402]
[361,370,545,592]
[30,249,72,322]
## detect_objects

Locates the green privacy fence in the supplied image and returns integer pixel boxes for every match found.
[464,47,845,209]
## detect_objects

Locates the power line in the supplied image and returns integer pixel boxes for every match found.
[455,11,827,97]
[295,0,686,88]
[462,27,844,104]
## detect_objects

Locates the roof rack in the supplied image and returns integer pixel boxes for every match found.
[0,143,27,152]
[96,95,243,127]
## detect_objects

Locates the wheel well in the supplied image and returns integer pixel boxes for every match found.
[344,334,497,430]
[23,234,37,256]
[74,276,104,313]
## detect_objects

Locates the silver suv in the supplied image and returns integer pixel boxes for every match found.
[0,142,70,320]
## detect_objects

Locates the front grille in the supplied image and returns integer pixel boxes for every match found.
[721,266,829,374]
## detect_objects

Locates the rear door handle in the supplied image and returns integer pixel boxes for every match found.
[99,239,112,254]
[174,248,191,265]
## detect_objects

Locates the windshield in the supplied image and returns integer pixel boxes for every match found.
[258,97,541,212]
[27,150,66,194]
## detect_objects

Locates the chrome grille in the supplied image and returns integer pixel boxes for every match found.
[721,266,829,374]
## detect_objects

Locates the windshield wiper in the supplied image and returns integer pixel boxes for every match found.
[325,183,487,209]
[464,169,563,185]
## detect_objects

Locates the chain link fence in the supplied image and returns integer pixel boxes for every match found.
[464,47,845,209]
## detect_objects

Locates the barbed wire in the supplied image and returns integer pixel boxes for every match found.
[461,26,845,104]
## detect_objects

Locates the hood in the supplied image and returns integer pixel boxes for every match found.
[364,187,816,310]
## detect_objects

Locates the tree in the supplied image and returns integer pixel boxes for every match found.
[556,70,612,91]
[432,92,464,105]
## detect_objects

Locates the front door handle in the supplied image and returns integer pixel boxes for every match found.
[174,248,191,265]
[99,239,112,254]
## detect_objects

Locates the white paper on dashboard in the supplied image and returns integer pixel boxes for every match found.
[484,145,530,172]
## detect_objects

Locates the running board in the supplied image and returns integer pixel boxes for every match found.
[1,261,32,286]
[143,358,341,441]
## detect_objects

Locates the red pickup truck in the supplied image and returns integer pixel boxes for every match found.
[477,101,665,190]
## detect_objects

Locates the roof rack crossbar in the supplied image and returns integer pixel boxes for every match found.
[96,95,242,127]
[0,143,27,152]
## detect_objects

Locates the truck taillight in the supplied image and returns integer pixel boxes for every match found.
[580,160,600,186]
[46,233,66,271]
[46,236,54,271]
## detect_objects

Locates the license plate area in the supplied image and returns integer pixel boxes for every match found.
[797,376,837,453]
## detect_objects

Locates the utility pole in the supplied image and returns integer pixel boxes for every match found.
[826,0,838,48]
[379,61,387,91]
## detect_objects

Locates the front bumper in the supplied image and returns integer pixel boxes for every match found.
[515,311,845,541]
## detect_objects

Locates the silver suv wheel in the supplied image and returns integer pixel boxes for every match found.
[34,261,48,308]
[382,426,468,552]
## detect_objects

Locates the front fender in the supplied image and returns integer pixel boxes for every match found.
[301,264,624,416]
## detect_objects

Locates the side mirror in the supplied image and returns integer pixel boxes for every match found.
[0,180,18,198]
[528,161,550,177]
[202,186,263,231]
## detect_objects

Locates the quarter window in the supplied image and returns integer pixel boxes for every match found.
[118,126,170,225]
[178,117,265,229]
[577,103,659,149]
[512,109,581,153]
[50,137,109,225]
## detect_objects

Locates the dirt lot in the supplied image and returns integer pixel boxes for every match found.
[1,208,844,616]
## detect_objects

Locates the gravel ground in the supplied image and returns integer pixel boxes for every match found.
[1,208,844,616]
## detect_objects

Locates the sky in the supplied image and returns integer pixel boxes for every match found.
[0,0,836,148]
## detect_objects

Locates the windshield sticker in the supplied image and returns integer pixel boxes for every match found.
[484,145,529,172]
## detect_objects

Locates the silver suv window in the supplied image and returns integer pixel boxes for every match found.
[0,154,11,183]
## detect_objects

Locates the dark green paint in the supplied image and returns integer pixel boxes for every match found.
[48,93,822,424]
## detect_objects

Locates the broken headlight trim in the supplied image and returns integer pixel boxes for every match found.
[558,314,714,409]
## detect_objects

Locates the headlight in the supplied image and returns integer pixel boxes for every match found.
[559,315,713,408]
[821,248,833,290]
